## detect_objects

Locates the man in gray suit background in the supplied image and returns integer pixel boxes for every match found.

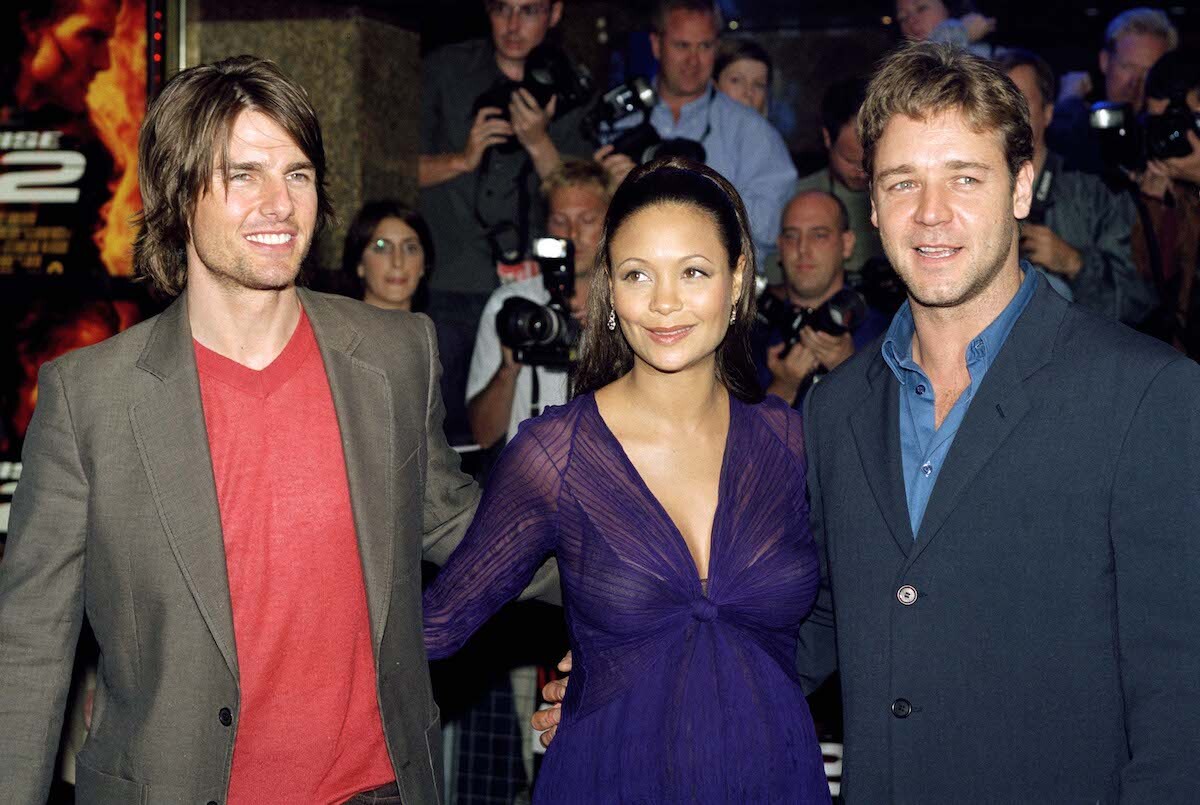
[0,56,533,804]
[797,43,1200,802]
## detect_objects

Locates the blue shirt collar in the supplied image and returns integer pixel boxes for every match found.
[881,261,1040,385]
[651,82,717,130]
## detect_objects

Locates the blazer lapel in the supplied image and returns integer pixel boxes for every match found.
[849,355,916,555]
[907,280,1064,564]
[301,289,395,650]
[129,294,239,680]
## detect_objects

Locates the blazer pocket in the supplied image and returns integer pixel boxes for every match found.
[75,758,146,805]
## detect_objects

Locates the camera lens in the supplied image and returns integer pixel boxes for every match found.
[497,297,564,348]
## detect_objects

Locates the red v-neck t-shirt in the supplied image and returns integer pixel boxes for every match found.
[194,311,393,804]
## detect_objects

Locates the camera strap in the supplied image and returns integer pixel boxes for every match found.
[1034,166,1054,208]
[473,145,535,268]
[529,366,540,420]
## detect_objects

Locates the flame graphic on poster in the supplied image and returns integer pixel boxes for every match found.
[88,0,146,277]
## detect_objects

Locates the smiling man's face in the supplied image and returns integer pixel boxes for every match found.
[870,108,1032,311]
[187,109,318,292]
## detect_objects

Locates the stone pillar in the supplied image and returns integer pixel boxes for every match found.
[182,0,420,273]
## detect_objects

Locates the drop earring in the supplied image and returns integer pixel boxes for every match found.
[607,309,616,331]
[729,306,737,325]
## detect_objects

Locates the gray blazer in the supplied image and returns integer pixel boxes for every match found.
[0,289,528,804]
[799,277,1200,803]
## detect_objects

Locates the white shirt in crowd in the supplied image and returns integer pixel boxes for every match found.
[466,276,570,444]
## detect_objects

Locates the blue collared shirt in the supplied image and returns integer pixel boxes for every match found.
[881,264,1039,538]
[612,84,796,261]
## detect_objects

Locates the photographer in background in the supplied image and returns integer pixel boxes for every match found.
[753,190,888,408]
[419,0,592,326]
[787,77,884,288]
[595,0,796,261]
[998,48,1156,325]
[1133,50,1200,357]
[1049,7,1177,173]
[467,159,609,448]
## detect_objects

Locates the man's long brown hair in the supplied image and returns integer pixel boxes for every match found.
[133,55,334,297]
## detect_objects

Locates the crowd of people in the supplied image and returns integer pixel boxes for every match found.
[407,1,1198,462]
[0,1,1198,804]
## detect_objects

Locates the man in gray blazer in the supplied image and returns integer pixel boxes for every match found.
[798,44,1200,802]
[0,56,537,804]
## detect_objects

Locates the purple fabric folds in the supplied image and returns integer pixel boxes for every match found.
[424,392,830,804]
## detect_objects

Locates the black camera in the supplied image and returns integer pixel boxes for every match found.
[582,76,706,165]
[857,256,907,315]
[582,76,656,135]
[756,288,869,357]
[472,44,594,154]
[1089,99,1200,173]
[496,237,580,368]
[609,125,707,165]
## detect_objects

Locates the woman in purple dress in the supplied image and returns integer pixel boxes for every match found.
[423,157,829,804]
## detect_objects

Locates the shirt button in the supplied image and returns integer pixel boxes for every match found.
[915,383,926,395]
[897,585,918,606]
[218,707,233,727]
[921,462,933,477]
[892,698,913,718]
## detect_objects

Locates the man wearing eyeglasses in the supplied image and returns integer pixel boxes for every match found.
[419,0,593,336]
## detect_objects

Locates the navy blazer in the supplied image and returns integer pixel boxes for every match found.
[799,275,1200,803]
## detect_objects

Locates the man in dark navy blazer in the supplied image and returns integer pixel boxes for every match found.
[797,43,1200,802]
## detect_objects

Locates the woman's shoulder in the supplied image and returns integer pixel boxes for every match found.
[739,393,805,462]
[510,393,593,448]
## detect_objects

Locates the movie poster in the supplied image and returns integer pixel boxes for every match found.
[1,0,158,549]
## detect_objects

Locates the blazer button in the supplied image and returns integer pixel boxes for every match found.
[896,585,918,606]
[207,801,218,805]
[218,707,233,727]
[891,698,912,718]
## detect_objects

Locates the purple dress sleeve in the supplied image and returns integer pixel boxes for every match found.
[423,418,563,659]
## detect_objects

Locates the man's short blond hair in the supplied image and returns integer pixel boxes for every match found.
[858,43,1033,183]
[540,158,612,202]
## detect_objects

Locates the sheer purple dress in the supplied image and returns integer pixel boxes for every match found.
[423,392,830,804]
